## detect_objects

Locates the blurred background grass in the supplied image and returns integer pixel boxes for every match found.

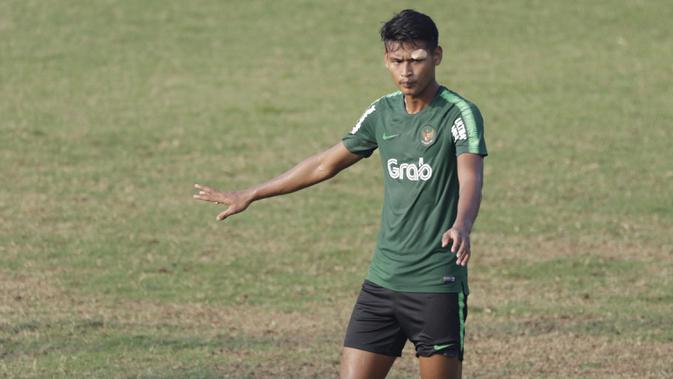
[1,1,672,377]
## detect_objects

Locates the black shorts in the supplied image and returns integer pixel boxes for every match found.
[344,280,468,360]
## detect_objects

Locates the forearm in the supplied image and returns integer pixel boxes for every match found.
[193,143,361,221]
[194,144,359,221]
[452,154,484,233]
[453,177,482,232]
[248,152,336,201]
[441,155,484,263]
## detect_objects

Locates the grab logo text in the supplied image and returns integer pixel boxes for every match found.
[387,158,433,181]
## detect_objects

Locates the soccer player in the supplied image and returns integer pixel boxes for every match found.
[193,9,486,379]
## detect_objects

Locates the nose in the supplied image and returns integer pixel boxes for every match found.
[401,62,413,77]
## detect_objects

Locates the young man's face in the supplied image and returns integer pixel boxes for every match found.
[384,41,442,98]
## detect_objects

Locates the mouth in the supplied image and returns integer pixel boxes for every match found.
[400,81,416,88]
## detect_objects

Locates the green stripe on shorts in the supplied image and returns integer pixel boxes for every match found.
[458,291,465,352]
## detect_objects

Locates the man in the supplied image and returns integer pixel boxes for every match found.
[193,9,486,379]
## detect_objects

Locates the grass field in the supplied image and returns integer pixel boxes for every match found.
[1,1,672,378]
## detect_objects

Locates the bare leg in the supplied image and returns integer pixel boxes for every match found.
[418,355,462,379]
[340,347,396,379]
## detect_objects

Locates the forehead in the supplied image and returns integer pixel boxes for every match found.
[385,41,431,58]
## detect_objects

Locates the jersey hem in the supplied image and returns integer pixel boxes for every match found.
[341,139,374,157]
[365,276,468,294]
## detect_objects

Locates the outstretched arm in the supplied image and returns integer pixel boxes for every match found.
[193,142,362,221]
[441,153,484,266]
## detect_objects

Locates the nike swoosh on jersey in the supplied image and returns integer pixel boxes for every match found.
[382,133,399,140]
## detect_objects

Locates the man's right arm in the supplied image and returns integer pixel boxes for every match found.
[193,142,363,221]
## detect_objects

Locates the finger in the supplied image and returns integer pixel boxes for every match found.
[455,239,466,260]
[194,184,213,192]
[193,194,218,203]
[450,234,461,253]
[458,244,471,266]
[456,245,465,265]
[458,249,471,266]
[441,232,450,248]
[198,191,221,201]
[454,241,465,259]
[457,253,465,266]
[463,252,471,265]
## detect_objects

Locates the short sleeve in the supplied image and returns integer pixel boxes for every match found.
[342,103,379,158]
[451,102,488,157]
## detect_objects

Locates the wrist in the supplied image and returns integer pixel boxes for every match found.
[452,220,472,233]
[244,188,258,203]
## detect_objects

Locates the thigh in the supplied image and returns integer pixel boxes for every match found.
[398,291,468,361]
[343,280,407,357]
[340,347,396,379]
[418,355,462,379]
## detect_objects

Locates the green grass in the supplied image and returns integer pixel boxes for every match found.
[2,0,673,377]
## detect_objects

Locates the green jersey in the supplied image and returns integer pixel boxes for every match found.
[342,86,487,293]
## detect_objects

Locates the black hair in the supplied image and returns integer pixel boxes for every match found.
[380,9,439,52]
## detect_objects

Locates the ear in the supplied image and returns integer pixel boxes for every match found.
[433,46,443,65]
[383,51,391,69]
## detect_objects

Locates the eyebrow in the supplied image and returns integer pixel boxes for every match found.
[387,55,426,60]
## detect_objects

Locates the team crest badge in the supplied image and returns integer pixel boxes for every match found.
[420,125,436,145]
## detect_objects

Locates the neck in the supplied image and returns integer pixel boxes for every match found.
[404,81,439,114]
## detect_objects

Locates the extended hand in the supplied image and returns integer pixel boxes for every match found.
[441,226,471,266]
[193,184,253,221]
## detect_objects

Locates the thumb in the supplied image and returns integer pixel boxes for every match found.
[216,207,235,221]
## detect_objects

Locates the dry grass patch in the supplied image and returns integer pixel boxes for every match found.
[466,331,673,378]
